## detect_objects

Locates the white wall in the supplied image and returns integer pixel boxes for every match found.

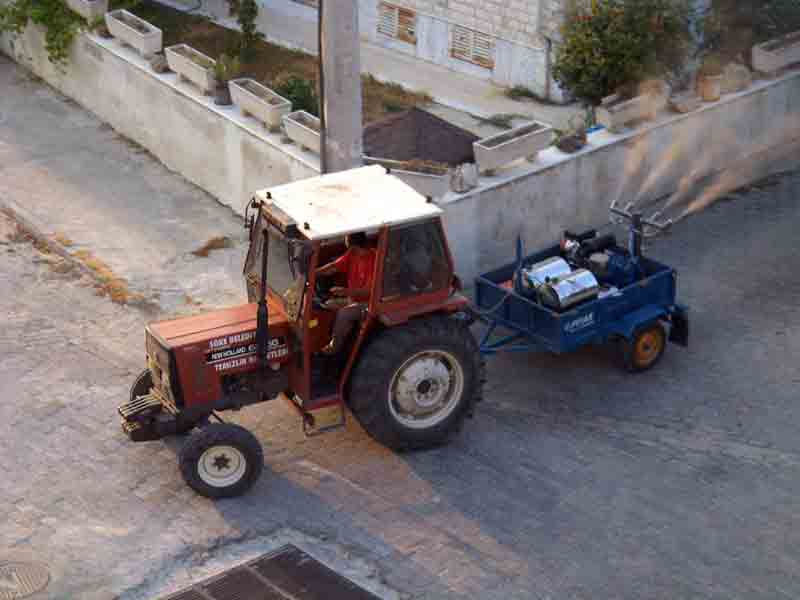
[440,71,800,283]
[0,25,320,213]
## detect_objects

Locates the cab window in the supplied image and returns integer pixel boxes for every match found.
[382,221,450,300]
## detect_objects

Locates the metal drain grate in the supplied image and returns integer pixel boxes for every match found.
[162,545,381,600]
[0,561,50,600]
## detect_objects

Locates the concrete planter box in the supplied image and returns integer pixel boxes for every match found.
[105,10,162,58]
[364,157,450,199]
[473,121,553,174]
[229,78,292,132]
[65,0,107,21]
[752,30,800,73]
[283,110,321,153]
[165,44,216,95]
[597,91,667,132]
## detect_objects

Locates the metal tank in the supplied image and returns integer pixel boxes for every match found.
[519,257,572,293]
[539,269,600,311]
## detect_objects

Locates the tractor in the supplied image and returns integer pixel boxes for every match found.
[119,166,484,498]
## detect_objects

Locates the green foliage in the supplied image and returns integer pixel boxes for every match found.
[552,0,692,106]
[232,0,261,62]
[0,0,86,64]
[273,73,318,116]
[213,53,241,83]
[702,0,800,59]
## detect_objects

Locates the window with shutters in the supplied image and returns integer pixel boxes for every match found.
[450,25,495,69]
[377,3,417,44]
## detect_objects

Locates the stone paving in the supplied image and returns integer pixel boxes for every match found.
[2,57,800,600]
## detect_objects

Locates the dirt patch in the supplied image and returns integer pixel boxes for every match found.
[73,249,141,305]
[192,235,233,257]
[129,1,431,124]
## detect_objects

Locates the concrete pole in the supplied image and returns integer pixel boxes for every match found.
[318,0,364,174]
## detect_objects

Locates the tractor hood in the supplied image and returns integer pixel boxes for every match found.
[147,299,289,351]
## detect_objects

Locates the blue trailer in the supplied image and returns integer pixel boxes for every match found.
[474,210,689,372]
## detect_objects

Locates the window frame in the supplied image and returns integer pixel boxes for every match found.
[450,25,495,69]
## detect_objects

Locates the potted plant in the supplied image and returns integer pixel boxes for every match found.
[697,56,724,102]
[165,44,217,95]
[213,54,241,106]
[229,78,292,132]
[283,110,321,153]
[553,111,590,154]
[752,30,800,74]
[362,157,451,199]
[473,120,554,175]
[105,9,163,58]
[65,0,108,21]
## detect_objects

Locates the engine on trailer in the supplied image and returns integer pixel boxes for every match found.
[517,229,643,312]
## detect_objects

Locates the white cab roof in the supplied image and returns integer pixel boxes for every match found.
[255,165,443,241]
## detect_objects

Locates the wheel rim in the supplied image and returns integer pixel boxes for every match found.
[635,330,663,366]
[389,350,465,430]
[197,445,247,488]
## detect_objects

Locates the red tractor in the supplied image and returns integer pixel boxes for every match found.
[119,166,484,498]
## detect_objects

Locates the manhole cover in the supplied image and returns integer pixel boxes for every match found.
[162,545,381,600]
[0,562,50,600]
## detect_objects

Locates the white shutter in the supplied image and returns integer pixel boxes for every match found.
[378,3,399,38]
[450,25,495,69]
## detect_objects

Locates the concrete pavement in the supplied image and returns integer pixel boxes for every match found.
[0,55,248,317]
[2,55,800,600]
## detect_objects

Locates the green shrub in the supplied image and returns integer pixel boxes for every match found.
[273,73,318,116]
[0,0,86,64]
[552,0,692,106]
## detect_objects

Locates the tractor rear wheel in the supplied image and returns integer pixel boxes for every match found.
[179,424,264,498]
[348,316,483,451]
[130,369,153,403]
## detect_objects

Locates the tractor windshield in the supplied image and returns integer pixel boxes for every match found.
[244,216,309,322]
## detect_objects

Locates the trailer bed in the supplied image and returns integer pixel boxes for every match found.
[475,243,680,355]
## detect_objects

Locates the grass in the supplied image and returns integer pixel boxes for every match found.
[129,1,431,124]
[192,236,233,257]
[478,113,528,129]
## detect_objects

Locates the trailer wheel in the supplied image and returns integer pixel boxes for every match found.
[621,322,666,373]
[179,424,264,498]
[130,369,153,402]
[348,316,483,451]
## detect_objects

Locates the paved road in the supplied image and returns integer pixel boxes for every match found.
[2,57,800,600]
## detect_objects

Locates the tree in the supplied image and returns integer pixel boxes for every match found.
[702,0,800,61]
[552,0,692,106]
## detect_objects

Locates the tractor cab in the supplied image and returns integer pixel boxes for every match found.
[243,165,465,428]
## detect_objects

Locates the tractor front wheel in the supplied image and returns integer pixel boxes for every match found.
[179,424,264,498]
[348,316,483,451]
[130,369,153,402]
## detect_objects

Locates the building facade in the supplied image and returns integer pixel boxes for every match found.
[210,0,574,103]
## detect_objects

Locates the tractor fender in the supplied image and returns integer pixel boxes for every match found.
[607,305,669,342]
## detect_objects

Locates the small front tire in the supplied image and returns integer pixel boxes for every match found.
[179,424,264,498]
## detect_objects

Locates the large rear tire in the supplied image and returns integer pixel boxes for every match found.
[348,316,483,451]
[179,424,264,498]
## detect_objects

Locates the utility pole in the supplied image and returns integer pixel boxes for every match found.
[317,0,364,174]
